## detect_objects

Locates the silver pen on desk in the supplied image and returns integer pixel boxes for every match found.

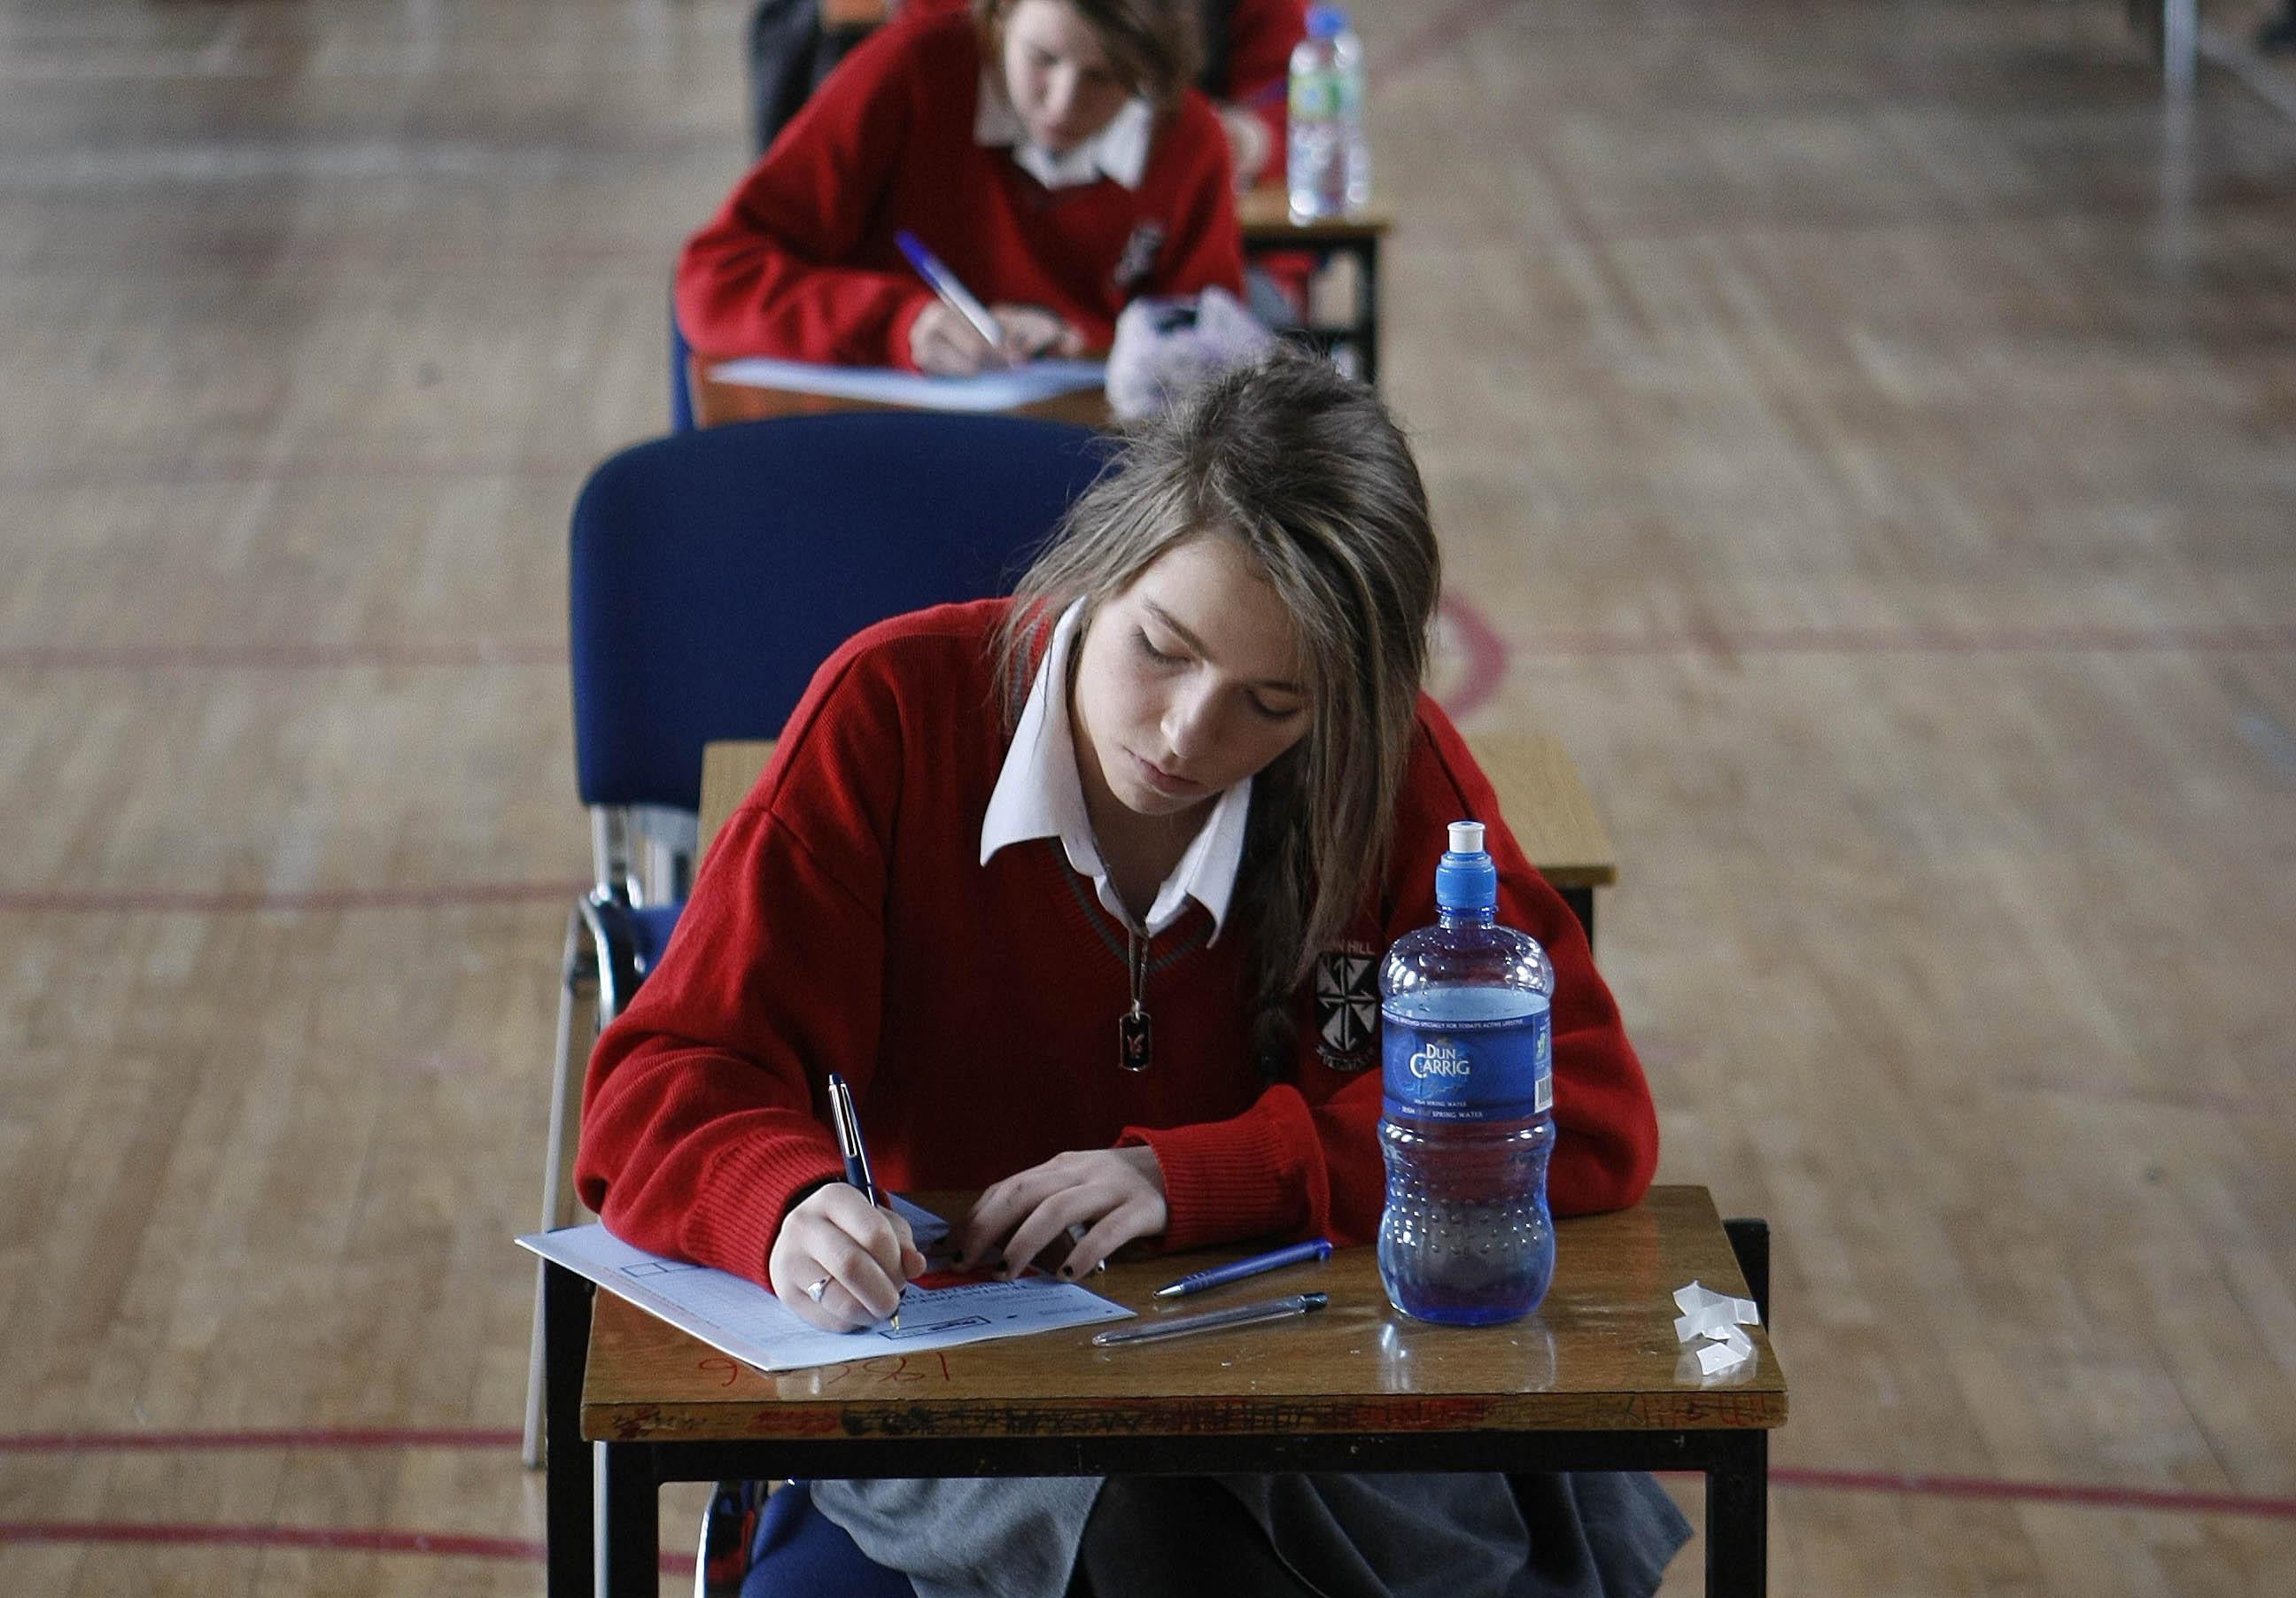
[825,1072,901,1330]
[1090,1292,1328,1348]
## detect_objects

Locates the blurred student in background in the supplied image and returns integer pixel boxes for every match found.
[747,0,1304,191]
[681,0,1245,376]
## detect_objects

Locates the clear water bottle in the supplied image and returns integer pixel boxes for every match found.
[1377,820,1556,1326]
[1286,4,1369,221]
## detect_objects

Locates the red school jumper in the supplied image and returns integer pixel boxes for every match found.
[675,11,1245,368]
[575,601,1661,1288]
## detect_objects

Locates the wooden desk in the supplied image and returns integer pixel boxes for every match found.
[1237,187,1393,386]
[543,1185,1781,1595]
[698,728,1618,944]
[688,356,1114,431]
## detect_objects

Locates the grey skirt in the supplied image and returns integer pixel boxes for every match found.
[811,1470,1690,1598]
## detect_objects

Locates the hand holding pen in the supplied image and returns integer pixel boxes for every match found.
[896,228,1082,375]
[764,1074,923,1332]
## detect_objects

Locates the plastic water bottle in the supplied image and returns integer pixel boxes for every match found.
[1286,4,1369,221]
[1377,820,1556,1325]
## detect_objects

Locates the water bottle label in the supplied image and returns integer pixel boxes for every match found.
[1380,1006,1552,1123]
[1291,73,1338,119]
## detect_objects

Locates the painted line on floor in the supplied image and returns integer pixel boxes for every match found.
[1,622,2283,678]
[0,1427,524,1453]
[0,640,565,671]
[6,1432,2293,1522]
[1772,1465,2296,1521]
[0,881,585,915]
[0,1519,695,1573]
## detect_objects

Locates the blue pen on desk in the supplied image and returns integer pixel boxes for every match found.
[825,1072,901,1330]
[893,229,1006,350]
[1153,1237,1332,1299]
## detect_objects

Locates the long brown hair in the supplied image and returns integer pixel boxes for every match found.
[996,351,1439,1063]
[969,0,1203,112]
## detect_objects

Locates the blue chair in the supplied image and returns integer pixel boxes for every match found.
[523,410,1108,1463]
[669,290,697,433]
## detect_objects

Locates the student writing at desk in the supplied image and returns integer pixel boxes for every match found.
[576,353,1690,1597]
[679,0,1245,378]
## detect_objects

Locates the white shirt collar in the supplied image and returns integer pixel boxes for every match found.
[973,70,1152,191]
[980,601,1251,938]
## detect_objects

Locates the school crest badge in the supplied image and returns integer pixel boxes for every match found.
[1314,947,1379,1071]
[1111,221,1167,291]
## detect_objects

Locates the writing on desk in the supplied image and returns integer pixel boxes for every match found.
[1615,1392,1775,1429]
[847,1394,1495,1440]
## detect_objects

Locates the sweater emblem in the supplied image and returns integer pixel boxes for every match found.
[1313,942,1381,1072]
[1111,220,1167,292]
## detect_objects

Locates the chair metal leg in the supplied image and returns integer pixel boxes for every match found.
[525,906,599,1469]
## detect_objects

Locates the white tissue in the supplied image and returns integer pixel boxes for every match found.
[1104,285,1276,421]
[1671,1279,1760,1374]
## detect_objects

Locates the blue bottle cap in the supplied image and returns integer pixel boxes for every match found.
[1434,819,1498,912]
[1306,4,1347,40]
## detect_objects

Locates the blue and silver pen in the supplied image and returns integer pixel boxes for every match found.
[1153,1237,1332,1299]
[1093,1292,1328,1347]
[893,229,1006,349]
[825,1071,900,1329]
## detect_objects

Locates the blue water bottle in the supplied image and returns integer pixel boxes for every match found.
[1377,820,1556,1325]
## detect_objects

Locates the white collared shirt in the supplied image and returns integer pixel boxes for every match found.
[980,601,1251,938]
[973,70,1152,191]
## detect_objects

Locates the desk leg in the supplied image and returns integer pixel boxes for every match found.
[1559,885,1595,950]
[543,1261,594,1598]
[597,1440,661,1598]
[1705,1429,1769,1597]
[1356,238,1379,387]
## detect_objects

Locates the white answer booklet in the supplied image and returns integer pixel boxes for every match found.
[705,355,1106,413]
[518,1198,1132,1374]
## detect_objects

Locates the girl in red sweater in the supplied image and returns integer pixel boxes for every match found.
[578,352,1686,1595]
[679,0,1246,376]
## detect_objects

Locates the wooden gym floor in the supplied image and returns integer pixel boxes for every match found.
[1,0,2291,1592]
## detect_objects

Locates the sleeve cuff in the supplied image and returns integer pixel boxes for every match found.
[684,1134,848,1287]
[1120,1102,1322,1253]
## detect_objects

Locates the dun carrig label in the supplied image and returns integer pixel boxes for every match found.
[1380,1004,1553,1123]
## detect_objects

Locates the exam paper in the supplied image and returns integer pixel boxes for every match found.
[706,356,1106,413]
[518,1199,1132,1374]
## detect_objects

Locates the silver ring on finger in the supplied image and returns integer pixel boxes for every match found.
[804,1275,833,1303]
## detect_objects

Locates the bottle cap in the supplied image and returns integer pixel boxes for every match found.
[1434,818,1498,912]
[1306,4,1347,39]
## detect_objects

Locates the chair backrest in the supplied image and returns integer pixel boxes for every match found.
[667,289,696,433]
[569,410,1108,811]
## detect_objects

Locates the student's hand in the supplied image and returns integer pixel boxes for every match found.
[909,300,1007,376]
[953,1145,1167,1281]
[987,304,1088,363]
[1217,105,1272,192]
[768,1181,927,1332]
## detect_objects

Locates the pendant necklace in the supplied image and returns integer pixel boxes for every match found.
[1119,922,1152,1073]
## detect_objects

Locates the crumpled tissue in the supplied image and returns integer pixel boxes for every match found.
[1672,1280,1760,1375]
[1104,285,1276,421]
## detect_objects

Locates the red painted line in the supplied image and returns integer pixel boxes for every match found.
[1437,594,1510,718]
[6,1433,2294,1526]
[2,623,2281,678]
[1513,623,2296,657]
[0,881,586,916]
[0,640,564,671]
[1,454,602,492]
[0,1427,523,1453]
[0,1520,697,1574]
[1772,1465,2296,1522]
